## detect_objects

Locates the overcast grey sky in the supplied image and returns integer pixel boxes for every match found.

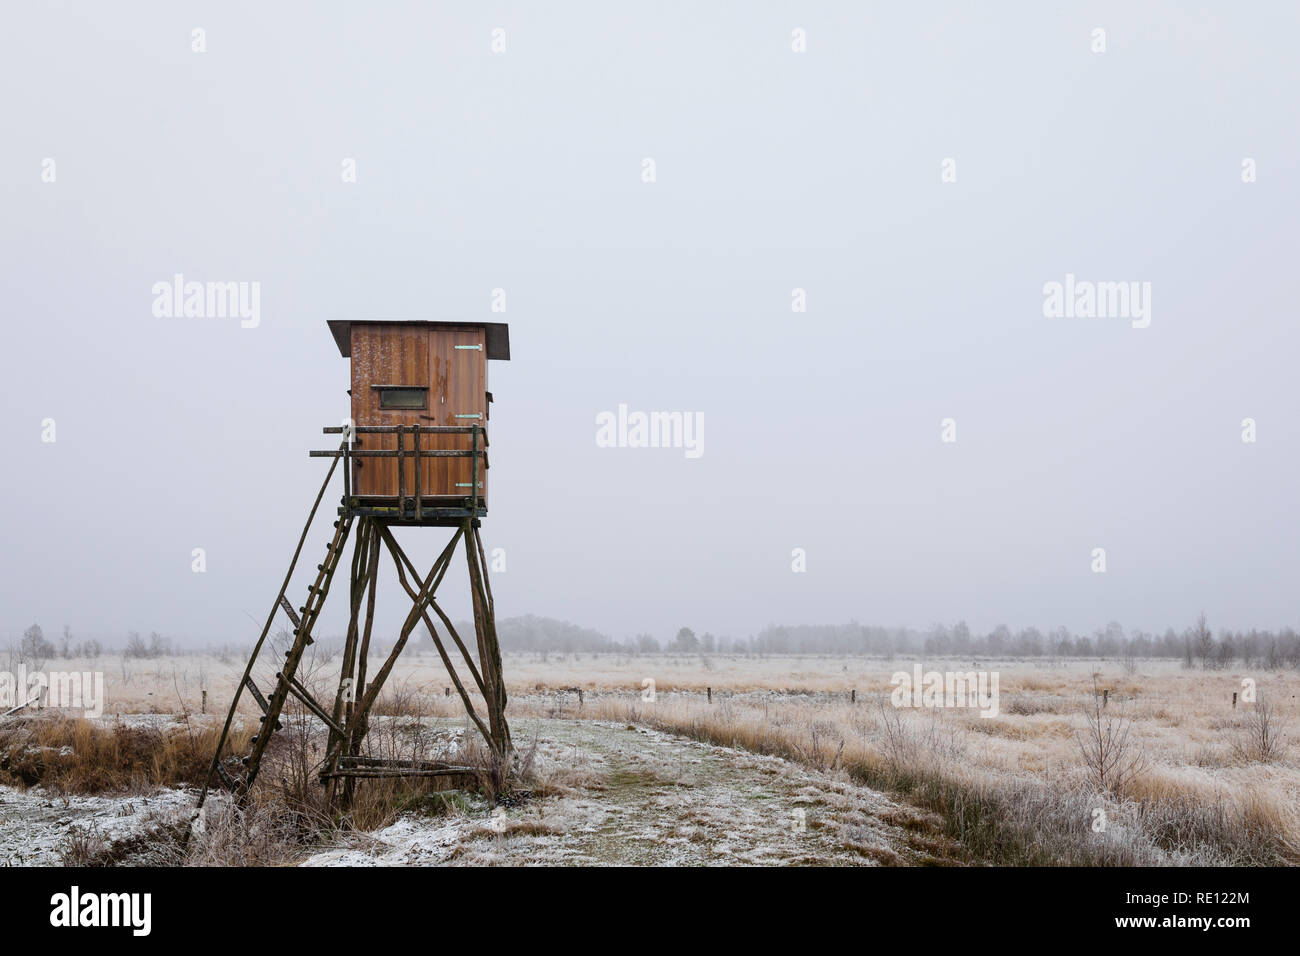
[2,2,1298,647]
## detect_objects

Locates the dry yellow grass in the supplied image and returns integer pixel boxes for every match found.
[0,715,250,793]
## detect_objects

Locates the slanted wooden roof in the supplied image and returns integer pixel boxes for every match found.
[328,320,510,360]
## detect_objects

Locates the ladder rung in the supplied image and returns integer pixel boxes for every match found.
[278,594,302,628]
[244,676,270,712]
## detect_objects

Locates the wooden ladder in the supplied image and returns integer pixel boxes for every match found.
[212,515,354,802]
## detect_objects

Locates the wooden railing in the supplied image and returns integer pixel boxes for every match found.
[312,424,487,521]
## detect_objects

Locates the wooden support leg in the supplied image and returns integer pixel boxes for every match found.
[339,526,382,812]
[473,524,510,753]
[323,525,467,786]
[330,519,370,752]
[325,518,374,809]
[465,521,511,758]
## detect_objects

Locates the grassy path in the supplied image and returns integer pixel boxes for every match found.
[308,719,961,866]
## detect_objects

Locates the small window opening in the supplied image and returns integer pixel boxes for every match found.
[375,386,428,410]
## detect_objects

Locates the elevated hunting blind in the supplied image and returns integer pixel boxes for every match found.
[329,320,509,511]
[199,320,512,813]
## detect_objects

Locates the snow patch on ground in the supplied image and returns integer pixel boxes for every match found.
[0,785,194,866]
[304,817,473,866]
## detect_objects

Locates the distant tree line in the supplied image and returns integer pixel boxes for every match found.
[497,615,1300,669]
[13,613,1300,670]
[11,624,164,664]
[14,624,104,664]
[742,615,1300,669]
[495,615,619,655]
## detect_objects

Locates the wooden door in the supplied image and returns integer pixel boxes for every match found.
[425,327,486,499]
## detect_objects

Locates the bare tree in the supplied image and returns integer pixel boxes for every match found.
[1192,613,1214,670]
[1214,634,1236,670]
[1076,676,1147,793]
[1120,639,1138,676]
[124,631,148,658]
[20,624,55,668]
[1232,697,1287,763]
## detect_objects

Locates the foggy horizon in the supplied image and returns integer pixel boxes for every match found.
[4,3,1298,648]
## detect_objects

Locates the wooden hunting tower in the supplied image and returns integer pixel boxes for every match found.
[329,320,509,513]
[200,320,512,814]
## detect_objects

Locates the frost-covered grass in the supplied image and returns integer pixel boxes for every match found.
[303,720,957,866]
[1,717,952,867]
[8,653,1296,866]
[572,695,1298,866]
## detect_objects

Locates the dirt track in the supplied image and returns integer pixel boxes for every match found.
[304,719,960,866]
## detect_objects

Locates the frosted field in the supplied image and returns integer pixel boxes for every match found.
[1,654,1295,865]
[0,719,954,867]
